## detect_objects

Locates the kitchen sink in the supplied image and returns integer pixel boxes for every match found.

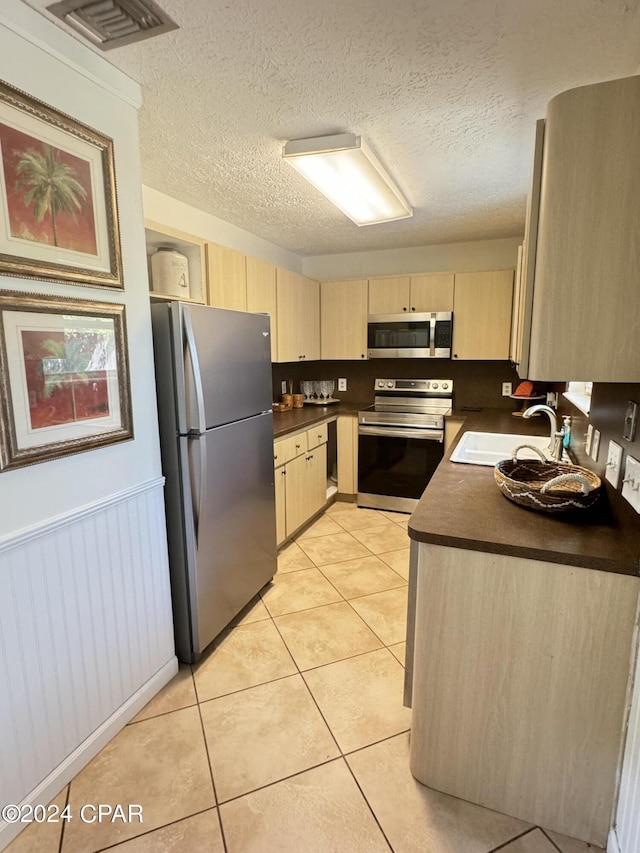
[450,431,552,466]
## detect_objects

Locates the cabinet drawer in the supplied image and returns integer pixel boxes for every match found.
[274,433,306,467]
[306,423,328,450]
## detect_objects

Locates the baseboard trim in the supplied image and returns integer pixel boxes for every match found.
[608,828,622,853]
[0,656,178,851]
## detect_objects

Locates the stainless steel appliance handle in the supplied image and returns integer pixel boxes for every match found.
[429,313,436,357]
[190,435,207,545]
[358,425,444,441]
[183,307,207,434]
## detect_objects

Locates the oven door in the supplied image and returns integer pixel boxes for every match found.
[357,425,444,513]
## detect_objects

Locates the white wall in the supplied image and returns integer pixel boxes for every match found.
[143,185,303,273]
[0,5,176,848]
[302,236,521,280]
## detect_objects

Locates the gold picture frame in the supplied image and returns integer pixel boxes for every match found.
[0,80,123,289]
[0,291,133,470]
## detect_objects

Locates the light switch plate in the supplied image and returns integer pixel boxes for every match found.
[605,441,623,488]
[338,378,347,392]
[622,455,640,513]
[591,429,601,462]
[585,424,593,456]
[623,400,638,442]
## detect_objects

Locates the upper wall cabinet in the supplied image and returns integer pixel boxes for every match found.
[368,274,454,314]
[246,257,278,361]
[206,243,247,311]
[276,269,320,362]
[321,279,368,360]
[452,270,514,360]
[520,75,640,382]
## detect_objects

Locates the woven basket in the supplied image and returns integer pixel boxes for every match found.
[494,445,602,513]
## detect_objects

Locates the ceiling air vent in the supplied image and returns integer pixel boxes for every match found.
[46,0,178,50]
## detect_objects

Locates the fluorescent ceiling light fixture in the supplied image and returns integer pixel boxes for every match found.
[282,133,412,226]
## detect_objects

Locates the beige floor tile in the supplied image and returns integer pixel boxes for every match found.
[330,507,394,532]
[347,733,532,853]
[394,516,410,529]
[326,500,358,514]
[318,554,406,599]
[350,587,408,645]
[62,707,214,853]
[219,759,390,853]
[380,548,410,580]
[546,829,604,853]
[200,674,339,802]
[130,664,196,723]
[230,594,271,625]
[295,514,344,540]
[106,809,224,852]
[274,601,383,670]
[277,540,314,573]
[499,829,560,852]
[297,532,370,566]
[389,642,406,666]
[304,648,411,752]
[261,568,342,616]
[379,510,411,523]
[350,523,410,554]
[5,787,67,853]
[194,620,297,702]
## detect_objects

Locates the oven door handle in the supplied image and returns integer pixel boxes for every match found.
[358,425,443,441]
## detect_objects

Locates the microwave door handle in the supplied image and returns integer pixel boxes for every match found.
[183,307,207,434]
[430,313,436,357]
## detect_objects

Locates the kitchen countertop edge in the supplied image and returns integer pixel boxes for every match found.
[408,409,640,577]
[273,401,363,438]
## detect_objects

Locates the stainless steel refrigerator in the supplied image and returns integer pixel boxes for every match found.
[151,301,276,663]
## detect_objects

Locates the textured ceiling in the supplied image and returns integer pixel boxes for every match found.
[22,0,640,255]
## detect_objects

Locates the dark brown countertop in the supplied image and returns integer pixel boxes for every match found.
[408,409,640,576]
[273,401,364,438]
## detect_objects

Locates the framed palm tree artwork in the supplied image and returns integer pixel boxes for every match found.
[0,291,133,470]
[0,81,123,289]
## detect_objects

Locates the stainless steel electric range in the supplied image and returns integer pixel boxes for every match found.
[357,378,453,513]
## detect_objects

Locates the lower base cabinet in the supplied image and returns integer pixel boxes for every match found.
[274,427,328,546]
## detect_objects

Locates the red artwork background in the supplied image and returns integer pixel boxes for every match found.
[0,122,98,255]
[21,330,110,429]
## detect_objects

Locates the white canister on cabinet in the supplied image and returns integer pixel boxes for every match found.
[151,247,190,298]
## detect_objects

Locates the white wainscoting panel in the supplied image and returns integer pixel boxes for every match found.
[613,622,640,853]
[0,479,175,817]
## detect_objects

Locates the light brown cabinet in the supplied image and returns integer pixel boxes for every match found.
[276,269,320,362]
[368,274,454,314]
[336,415,358,496]
[246,256,278,361]
[452,270,514,360]
[519,75,640,381]
[274,427,328,545]
[206,243,247,311]
[320,279,368,360]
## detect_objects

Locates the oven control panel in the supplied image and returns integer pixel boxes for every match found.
[374,378,453,394]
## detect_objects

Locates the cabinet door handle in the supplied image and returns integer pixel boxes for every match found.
[361,353,365,358]
[453,353,458,359]
[411,306,416,311]
[403,306,407,311]
[295,443,301,449]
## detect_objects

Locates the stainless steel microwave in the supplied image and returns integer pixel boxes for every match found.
[367,312,453,358]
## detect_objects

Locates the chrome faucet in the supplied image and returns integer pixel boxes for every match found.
[522,404,569,461]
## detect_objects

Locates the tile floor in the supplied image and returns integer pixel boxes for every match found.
[8,501,603,853]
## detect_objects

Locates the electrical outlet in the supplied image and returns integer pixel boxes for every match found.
[605,441,623,488]
[281,380,287,394]
[546,391,558,407]
[591,429,601,462]
[338,378,347,392]
[622,455,640,513]
[585,424,593,456]
[502,382,512,396]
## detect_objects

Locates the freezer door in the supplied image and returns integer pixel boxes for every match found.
[184,411,276,657]
[178,302,272,432]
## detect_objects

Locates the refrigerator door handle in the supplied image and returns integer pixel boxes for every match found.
[192,435,207,545]
[183,307,207,434]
